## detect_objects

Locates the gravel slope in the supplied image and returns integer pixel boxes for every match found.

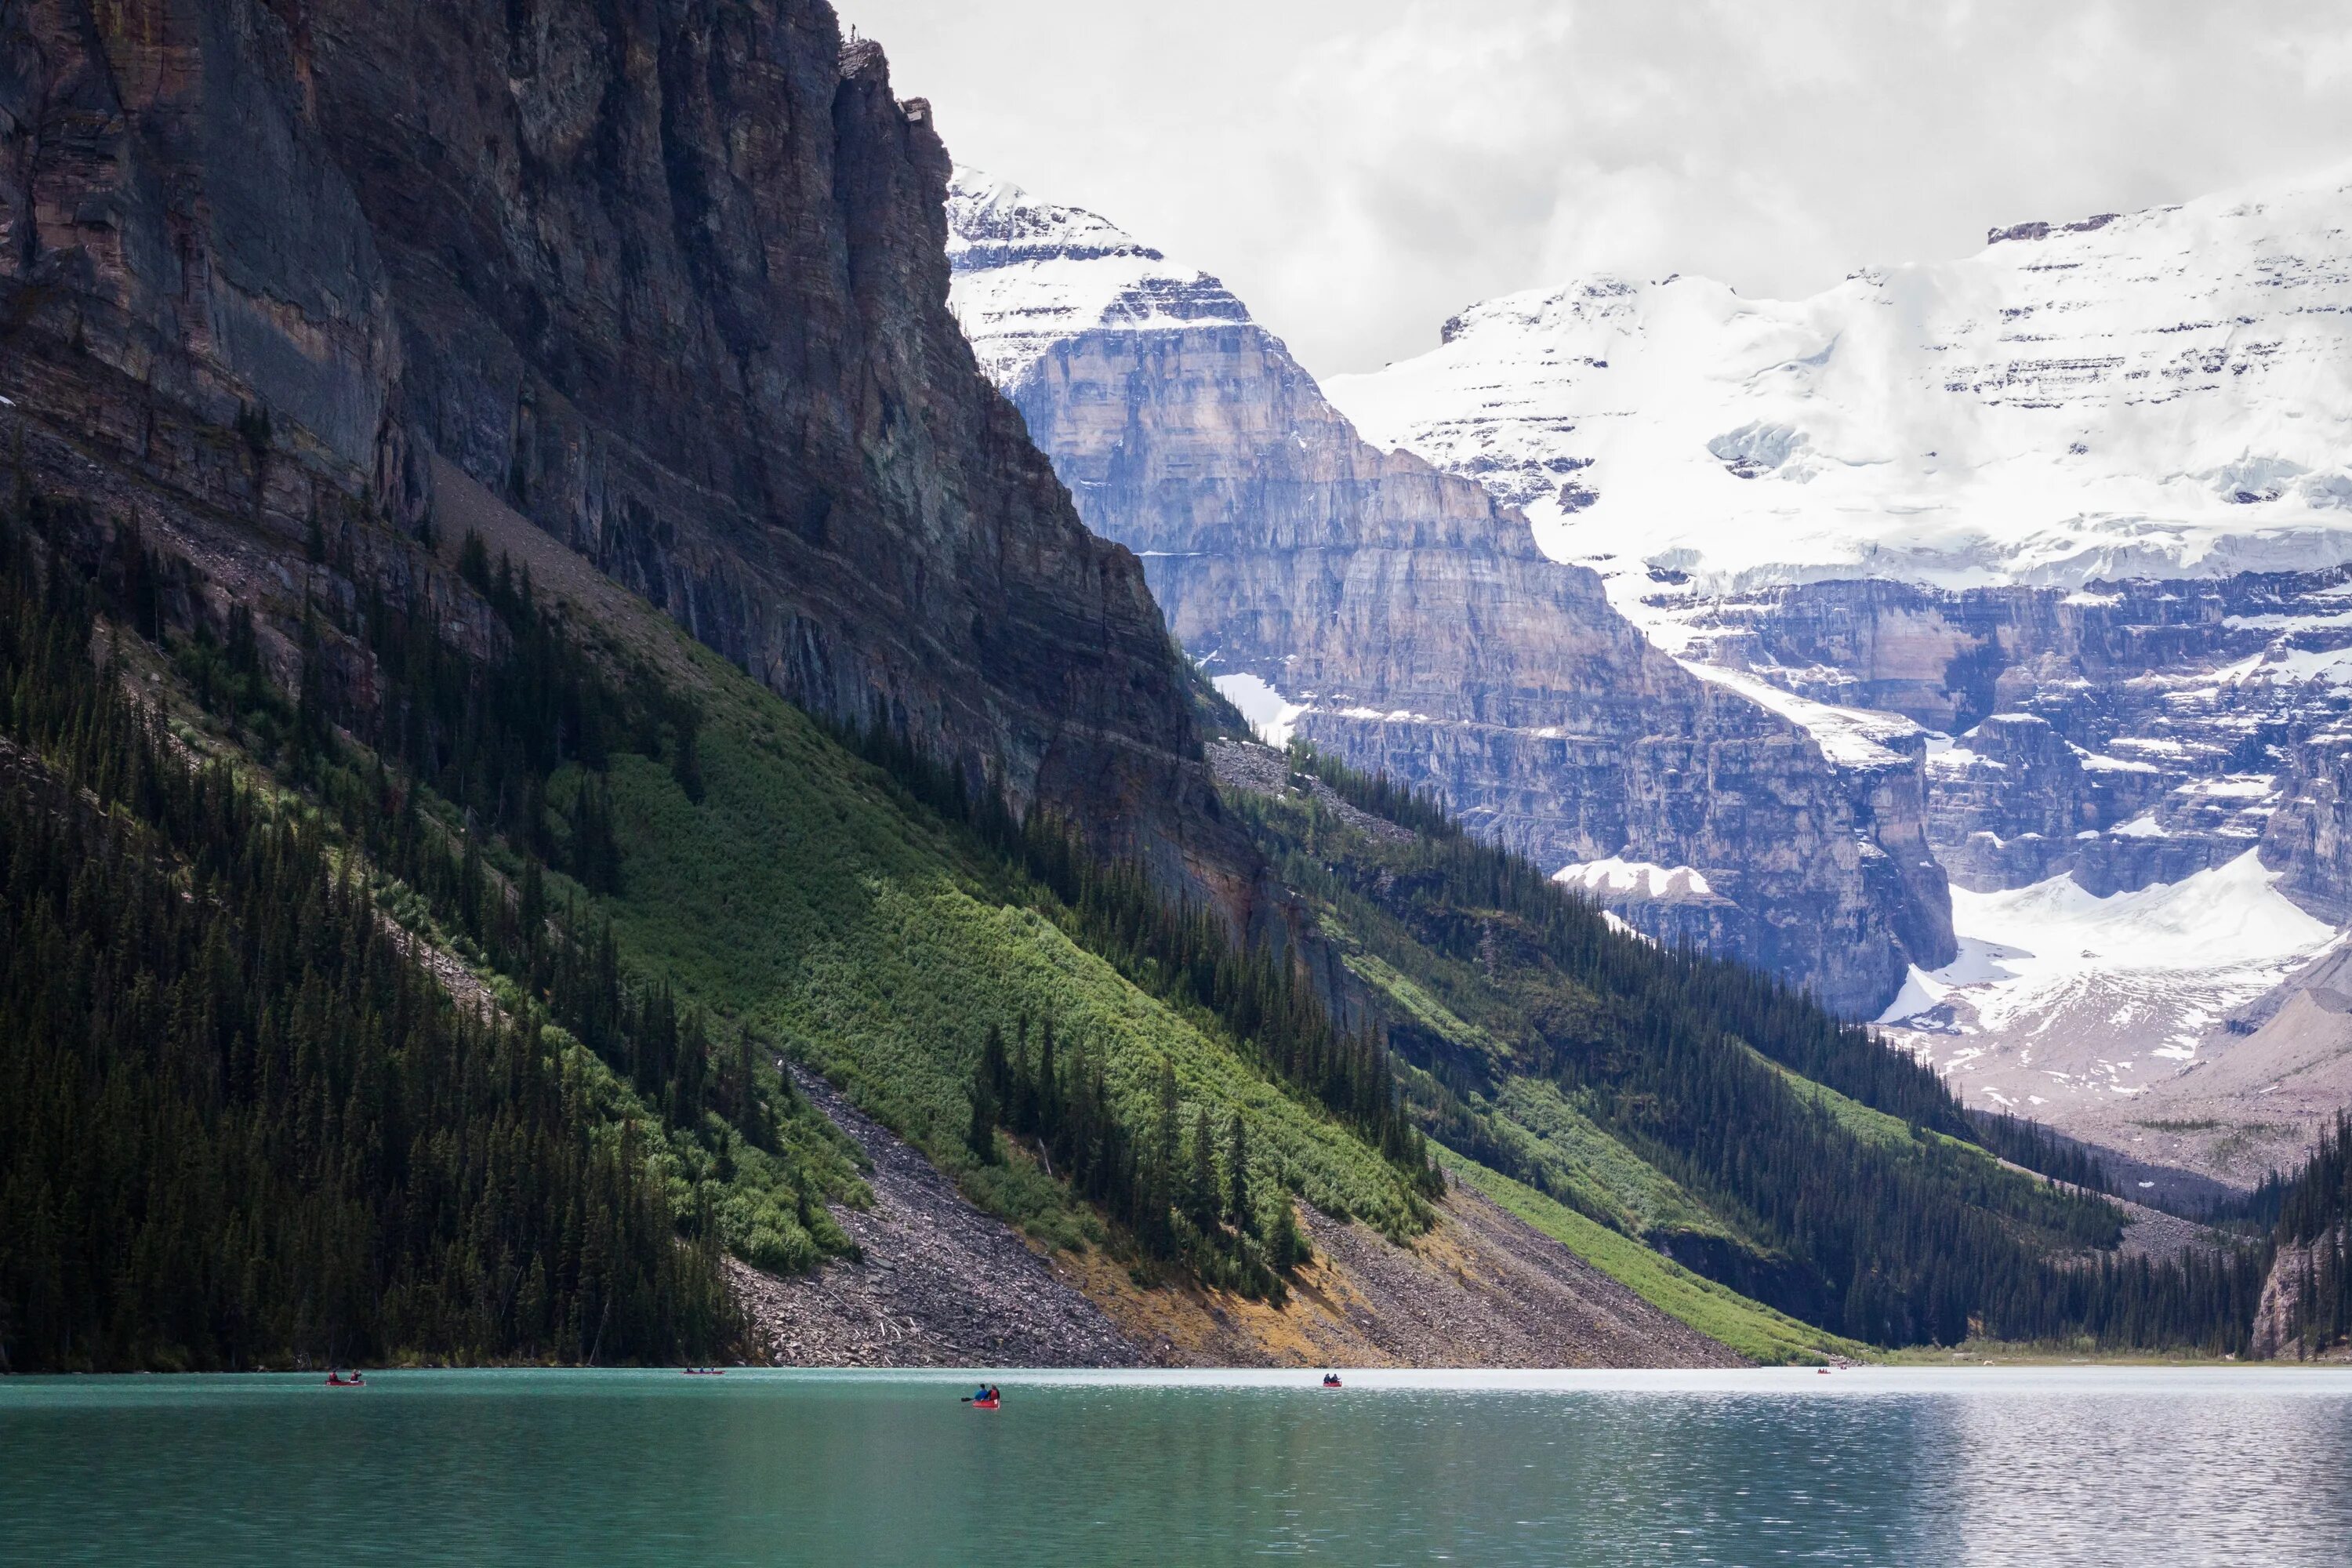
[735,1073,1744,1370]
[731,1072,1140,1368]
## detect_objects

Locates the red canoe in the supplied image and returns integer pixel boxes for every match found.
[972,1397,1000,1410]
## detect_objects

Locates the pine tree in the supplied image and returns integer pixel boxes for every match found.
[1188,1106,1220,1229]
[1156,1059,1182,1179]
[1268,1192,1309,1274]
[966,1027,1001,1165]
[1227,1112,1254,1233]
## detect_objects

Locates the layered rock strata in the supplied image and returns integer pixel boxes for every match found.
[0,0,1225,880]
[1319,167,2352,916]
[1691,568,2352,904]
[947,172,1952,1016]
[1321,168,2352,1171]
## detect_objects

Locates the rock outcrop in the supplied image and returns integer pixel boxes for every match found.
[1703,568,2350,905]
[2263,735,2352,924]
[946,172,1952,1016]
[1926,713,2172,892]
[0,0,1224,877]
[2250,1227,2348,1360]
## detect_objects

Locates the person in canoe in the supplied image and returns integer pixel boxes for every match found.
[1321,1372,1341,1388]
[966,1384,1000,1406]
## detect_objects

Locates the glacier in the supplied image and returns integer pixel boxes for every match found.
[1325,160,2352,1180]
[1325,159,2352,641]
[948,154,2352,1181]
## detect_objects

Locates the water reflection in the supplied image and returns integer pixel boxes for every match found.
[1942,1372,2352,1566]
[2,1368,2348,1566]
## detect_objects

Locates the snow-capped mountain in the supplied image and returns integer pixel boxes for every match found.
[946,168,1954,1017]
[1326,161,2352,630]
[947,172,1251,388]
[1327,163,2352,1182]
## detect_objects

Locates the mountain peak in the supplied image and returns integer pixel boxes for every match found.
[946,166,1163,263]
[1326,160,2352,620]
[946,169,1251,383]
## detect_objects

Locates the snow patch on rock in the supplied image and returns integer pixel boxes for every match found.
[1213,672,1305,749]
[1679,660,1918,768]
[1879,851,2336,1099]
[946,168,1251,387]
[1555,858,1718,902]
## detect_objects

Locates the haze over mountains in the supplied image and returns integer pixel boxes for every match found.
[952,160,2352,1188]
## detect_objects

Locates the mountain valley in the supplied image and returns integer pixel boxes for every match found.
[1322,165,2352,1191]
[2,0,2347,1375]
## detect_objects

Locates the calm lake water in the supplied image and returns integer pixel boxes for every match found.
[5,1367,2350,1566]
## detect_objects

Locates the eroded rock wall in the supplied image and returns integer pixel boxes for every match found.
[0,0,1227,880]
[1696,571,2352,902]
[2250,1228,2348,1360]
[949,176,1953,1016]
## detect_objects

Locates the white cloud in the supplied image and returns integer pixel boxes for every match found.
[838,0,2352,377]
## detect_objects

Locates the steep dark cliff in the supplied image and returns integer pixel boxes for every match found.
[0,0,1220,873]
[947,173,1952,1015]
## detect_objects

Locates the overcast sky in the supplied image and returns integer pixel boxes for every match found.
[836,0,2352,379]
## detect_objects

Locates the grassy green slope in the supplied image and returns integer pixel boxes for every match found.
[151,619,879,1288]
[568,633,1427,1249]
[1229,753,2136,1350]
[35,471,1426,1320]
[1744,1043,1977,1156]
[1327,884,1768,1255]
[1439,1152,1863,1365]
[1485,1077,1733,1241]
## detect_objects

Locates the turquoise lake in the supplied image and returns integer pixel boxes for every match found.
[5,1367,2350,1565]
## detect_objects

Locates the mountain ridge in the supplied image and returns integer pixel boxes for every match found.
[9,0,2346,1371]
[1327,158,2352,612]
[946,167,1954,1018]
[1323,161,2352,1185]
[1,0,1235,897]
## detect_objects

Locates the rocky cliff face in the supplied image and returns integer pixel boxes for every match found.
[1677,565,2352,1174]
[946,172,1953,1016]
[1698,568,2352,903]
[1322,167,2352,1169]
[1323,165,2352,918]
[2264,737,2352,925]
[2251,1227,2349,1360]
[0,0,1221,875]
